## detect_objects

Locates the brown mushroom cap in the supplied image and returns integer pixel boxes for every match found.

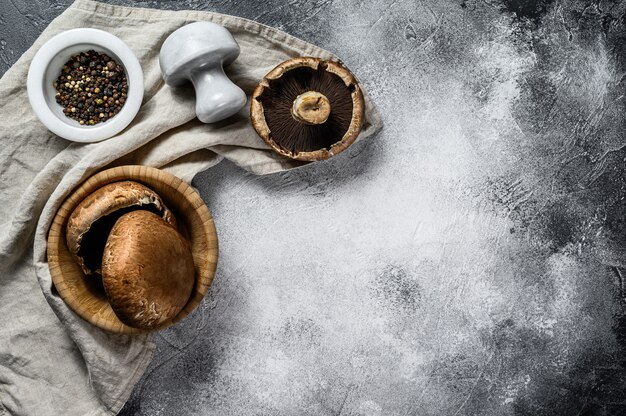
[66,181,177,275]
[101,210,195,329]
[250,57,365,161]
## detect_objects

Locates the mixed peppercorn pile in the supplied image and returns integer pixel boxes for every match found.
[54,50,128,125]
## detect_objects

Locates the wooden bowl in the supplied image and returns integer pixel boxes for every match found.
[47,165,218,334]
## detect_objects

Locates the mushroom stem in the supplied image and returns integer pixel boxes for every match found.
[292,91,331,125]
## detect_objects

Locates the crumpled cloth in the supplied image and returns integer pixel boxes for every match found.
[0,1,382,414]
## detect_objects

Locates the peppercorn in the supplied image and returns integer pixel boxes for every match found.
[53,50,127,125]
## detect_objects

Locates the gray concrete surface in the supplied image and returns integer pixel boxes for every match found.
[3,0,626,415]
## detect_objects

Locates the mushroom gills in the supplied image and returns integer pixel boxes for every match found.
[77,204,165,274]
[257,65,355,153]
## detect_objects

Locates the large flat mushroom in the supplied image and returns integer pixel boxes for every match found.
[66,181,176,275]
[101,210,195,329]
[251,57,365,161]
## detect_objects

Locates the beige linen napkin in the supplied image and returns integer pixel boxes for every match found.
[0,1,381,415]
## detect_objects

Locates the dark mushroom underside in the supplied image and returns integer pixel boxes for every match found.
[77,204,164,274]
[257,65,355,154]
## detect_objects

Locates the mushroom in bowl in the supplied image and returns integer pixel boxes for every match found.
[47,166,218,334]
[102,210,195,329]
[65,181,176,276]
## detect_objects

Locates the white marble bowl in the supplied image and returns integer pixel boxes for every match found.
[27,28,143,143]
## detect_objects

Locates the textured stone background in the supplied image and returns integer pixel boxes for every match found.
[3,0,626,415]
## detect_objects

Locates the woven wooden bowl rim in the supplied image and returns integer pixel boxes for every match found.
[47,165,218,334]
